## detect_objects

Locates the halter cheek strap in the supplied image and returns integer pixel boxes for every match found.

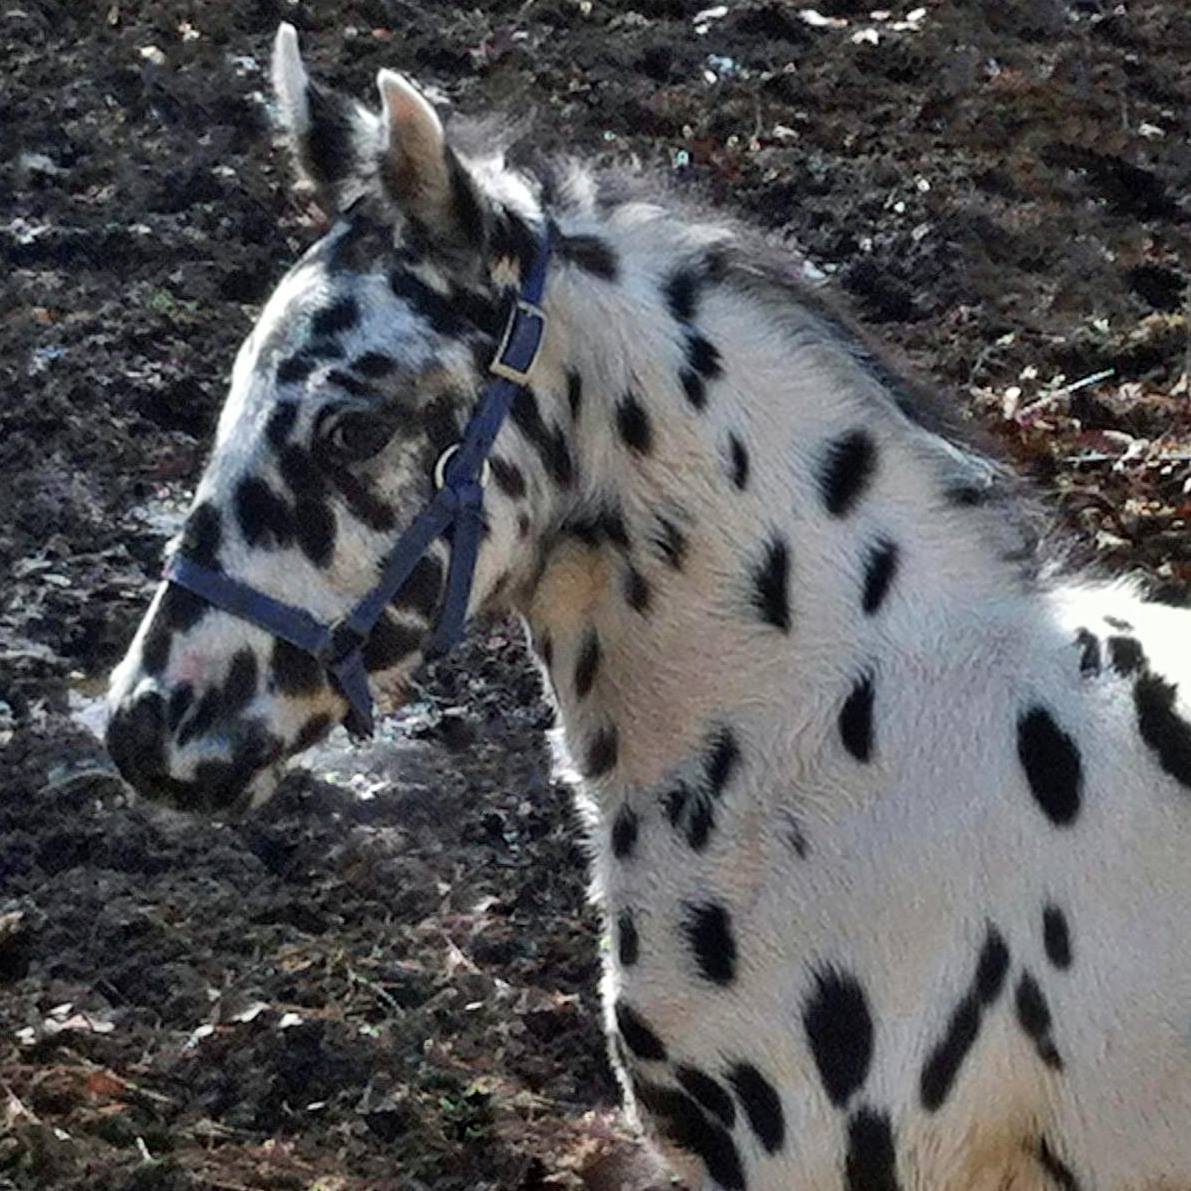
[163,228,551,739]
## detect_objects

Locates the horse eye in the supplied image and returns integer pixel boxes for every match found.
[324,410,392,462]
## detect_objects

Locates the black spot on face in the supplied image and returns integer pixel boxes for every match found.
[624,564,652,614]
[632,1079,745,1191]
[392,556,443,621]
[352,351,397,378]
[727,1063,785,1154]
[820,429,878,517]
[557,232,620,280]
[511,388,574,488]
[683,901,737,986]
[651,516,688,571]
[266,402,299,452]
[1015,971,1062,1069]
[294,498,336,568]
[389,269,471,339]
[574,630,601,700]
[616,392,653,454]
[840,673,875,762]
[1075,629,1101,676]
[271,638,325,697]
[617,910,639,966]
[862,539,899,616]
[751,535,791,632]
[222,649,259,718]
[489,456,527,500]
[1017,705,1083,825]
[676,1066,735,1129]
[235,476,294,549]
[1042,905,1072,970]
[611,802,638,859]
[846,1107,901,1191]
[727,432,749,490]
[920,925,1009,1112]
[584,724,619,779]
[277,354,317,386]
[361,614,422,673]
[310,295,359,339]
[1134,671,1191,788]
[1107,635,1145,675]
[616,1000,667,1061]
[802,969,874,1108]
[1104,615,1132,631]
[292,713,333,753]
[180,502,222,568]
[176,686,222,748]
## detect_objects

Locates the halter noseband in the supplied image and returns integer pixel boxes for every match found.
[163,229,551,739]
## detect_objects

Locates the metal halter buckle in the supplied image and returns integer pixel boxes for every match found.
[488,298,545,386]
[433,443,490,491]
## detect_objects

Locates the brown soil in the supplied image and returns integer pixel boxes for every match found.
[1,1,1187,1188]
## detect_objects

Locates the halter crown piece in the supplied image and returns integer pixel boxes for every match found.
[164,228,552,739]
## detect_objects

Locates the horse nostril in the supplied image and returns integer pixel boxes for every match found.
[106,691,168,790]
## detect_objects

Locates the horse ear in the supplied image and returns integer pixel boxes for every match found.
[271,23,378,212]
[376,69,488,254]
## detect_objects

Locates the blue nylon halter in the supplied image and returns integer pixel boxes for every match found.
[163,229,551,739]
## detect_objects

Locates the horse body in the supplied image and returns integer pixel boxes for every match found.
[106,26,1191,1188]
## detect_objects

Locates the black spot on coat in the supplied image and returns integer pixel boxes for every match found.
[727,432,749,490]
[845,1107,901,1191]
[557,233,619,280]
[489,456,527,500]
[611,803,638,859]
[802,969,874,1107]
[617,910,639,966]
[616,1001,667,1061]
[652,516,688,570]
[624,564,652,614]
[616,393,653,454]
[862,539,899,615]
[728,1063,785,1154]
[919,926,1009,1112]
[1042,905,1072,970]
[575,630,601,699]
[840,673,875,762]
[751,535,791,631]
[683,902,737,985]
[675,1066,735,1129]
[1017,706,1083,825]
[511,388,574,488]
[1015,971,1062,1069]
[1134,671,1191,788]
[820,429,877,517]
[632,1079,744,1190]
[584,725,619,779]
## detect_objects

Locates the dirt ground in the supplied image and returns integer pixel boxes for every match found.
[1,1,1188,1188]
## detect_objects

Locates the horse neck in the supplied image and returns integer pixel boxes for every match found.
[516,200,1038,798]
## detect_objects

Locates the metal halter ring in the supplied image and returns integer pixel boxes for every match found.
[433,443,490,491]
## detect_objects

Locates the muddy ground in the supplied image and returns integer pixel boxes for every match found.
[1,1,1188,1188]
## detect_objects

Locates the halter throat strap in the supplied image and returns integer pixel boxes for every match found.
[164,229,551,739]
